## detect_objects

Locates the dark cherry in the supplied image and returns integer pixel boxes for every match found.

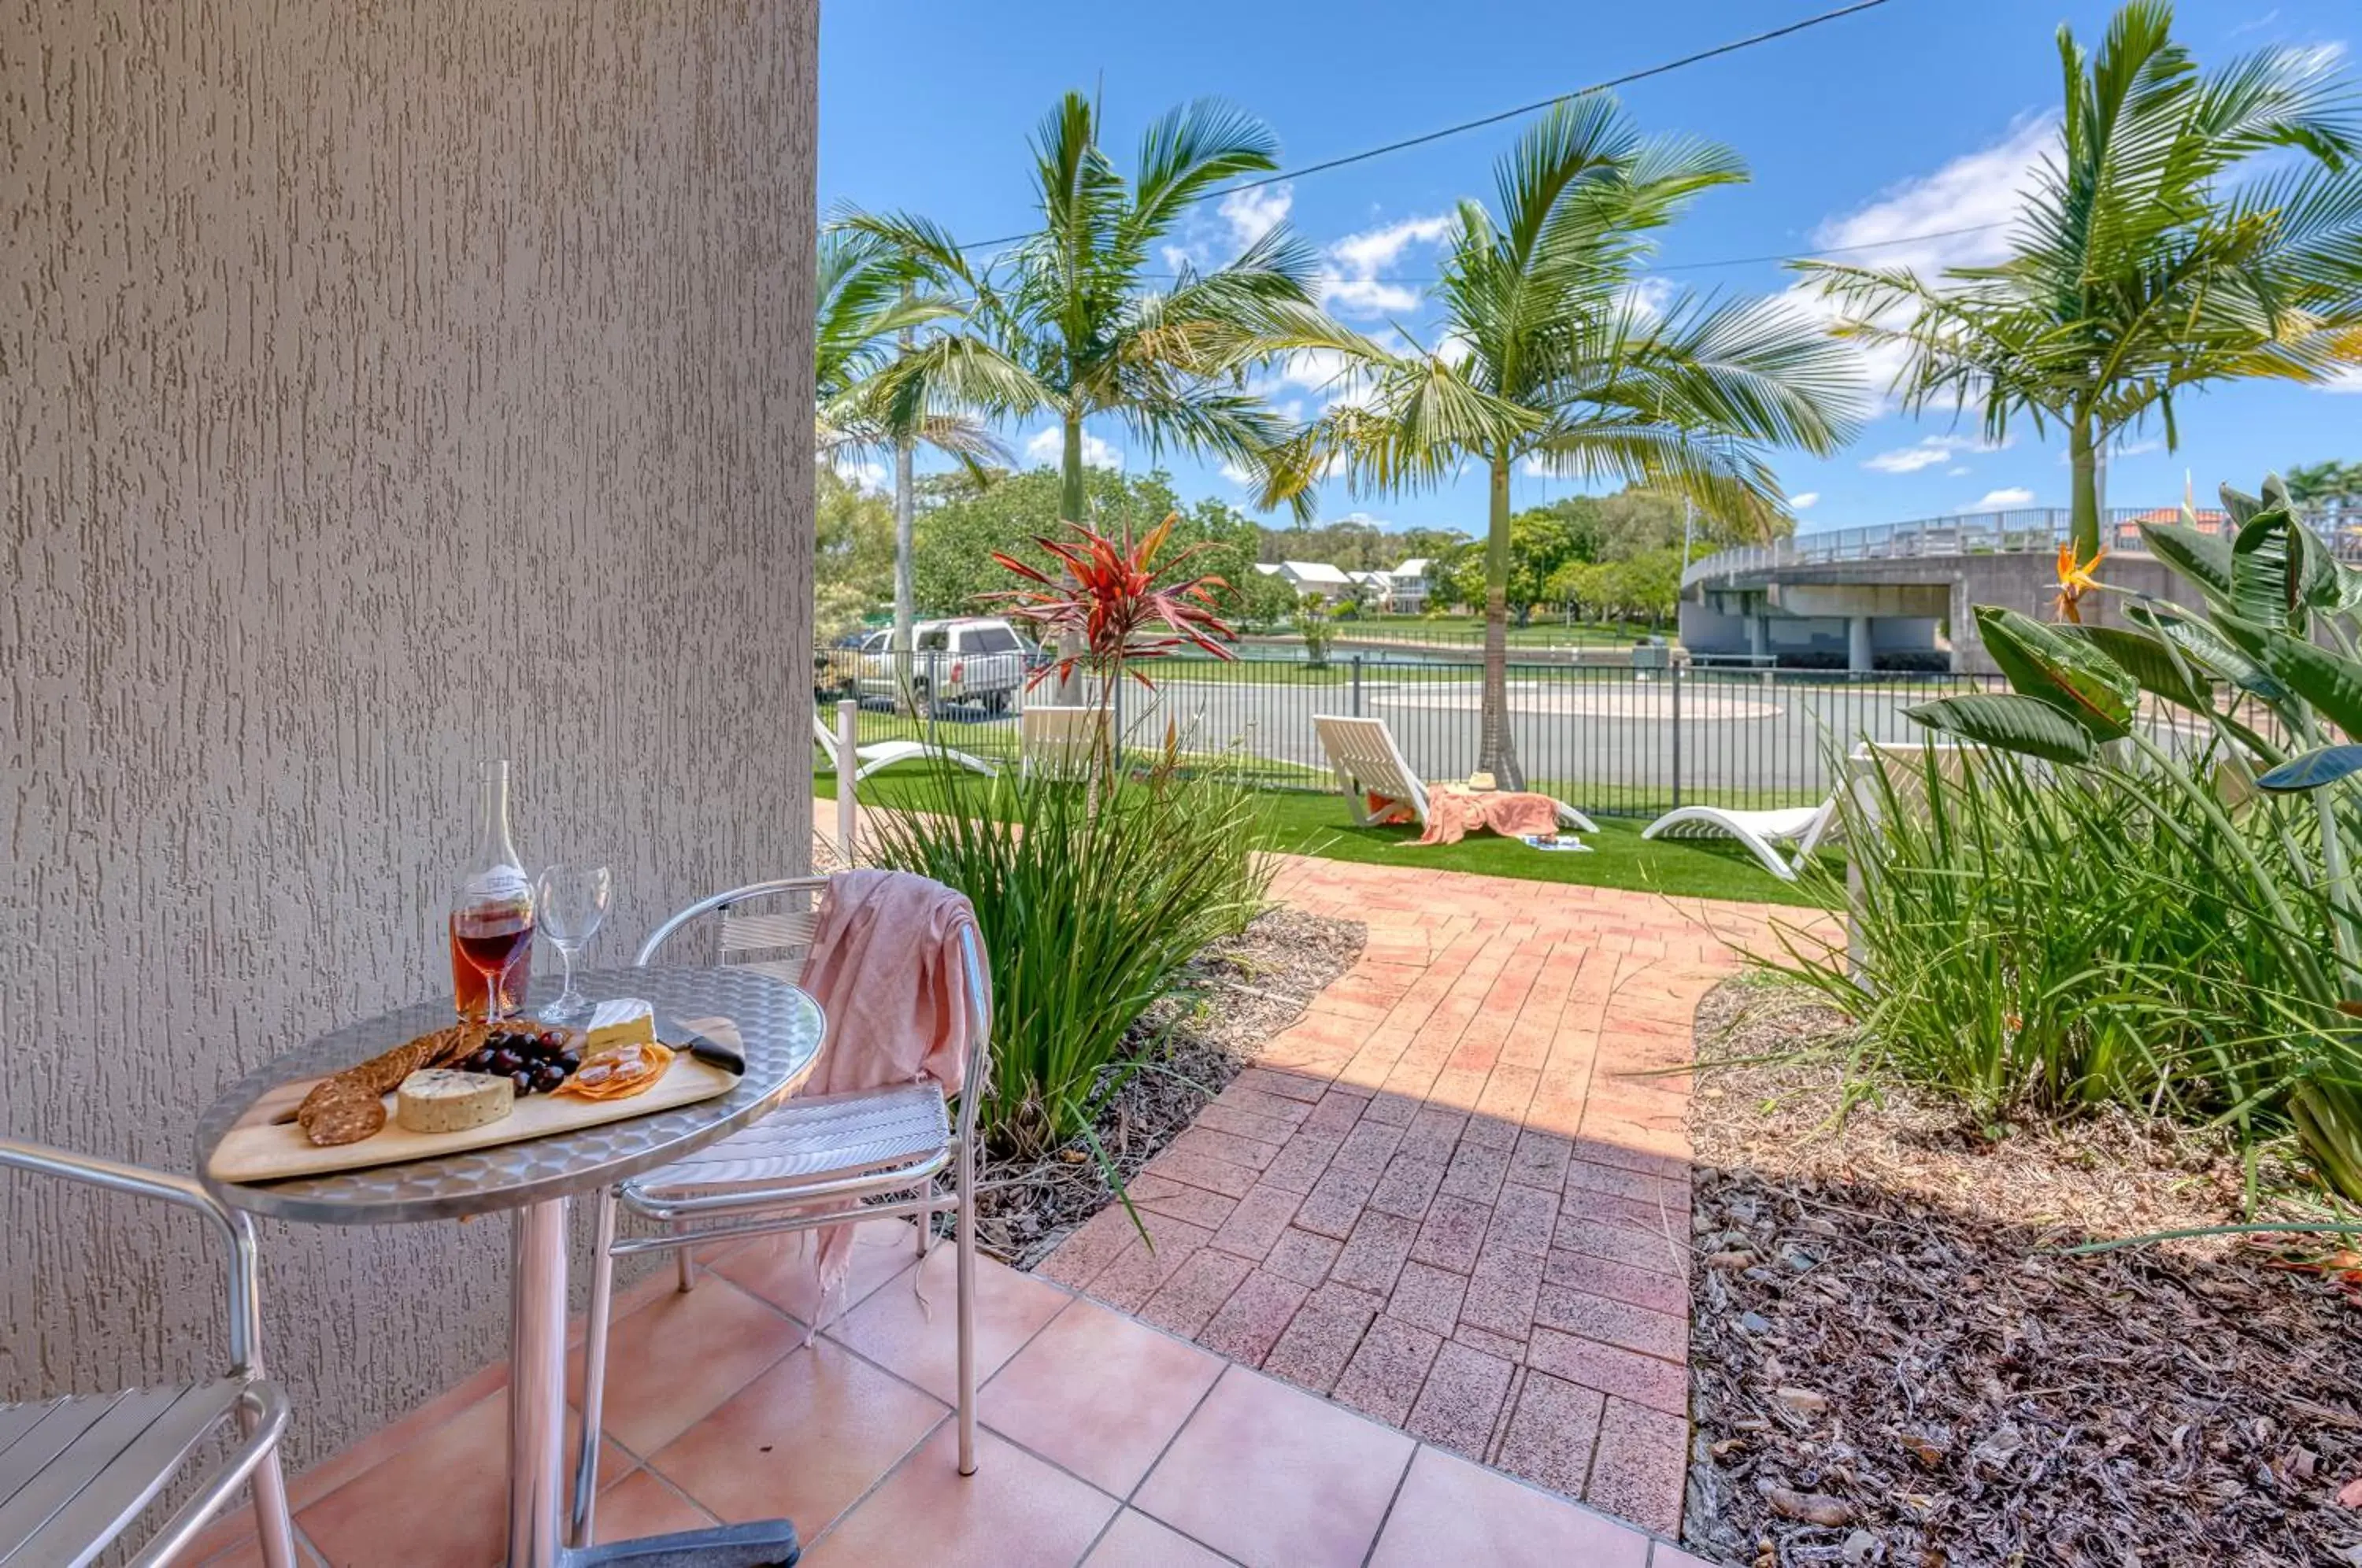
[510,1070,536,1094]
[555,1050,581,1074]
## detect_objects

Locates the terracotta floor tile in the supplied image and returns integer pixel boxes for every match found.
[1584,1396,1689,1537]
[1495,1370,1609,1496]
[709,1216,922,1328]
[1135,1368,1413,1568]
[827,1245,1070,1407]
[298,1387,598,1568]
[1367,1446,1650,1568]
[1403,1339,1514,1459]
[647,1339,943,1535]
[1649,1544,1728,1566]
[982,1299,1224,1496]
[566,1274,803,1454]
[190,1523,329,1568]
[591,1466,720,1539]
[803,1423,1116,1568]
[1083,1508,1236,1566]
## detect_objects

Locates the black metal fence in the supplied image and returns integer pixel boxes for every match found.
[820,649,2060,819]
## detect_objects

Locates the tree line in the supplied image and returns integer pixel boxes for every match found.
[820,1,2362,786]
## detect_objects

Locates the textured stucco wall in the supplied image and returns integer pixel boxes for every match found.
[2,0,816,1464]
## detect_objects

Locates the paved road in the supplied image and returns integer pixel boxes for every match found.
[916,664,1987,812]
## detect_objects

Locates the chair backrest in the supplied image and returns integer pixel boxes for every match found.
[811,712,842,771]
[1792,741,1984,860]
[636,875,994,1141]
[1314,715,1425,808]
[1020,704,1097,778]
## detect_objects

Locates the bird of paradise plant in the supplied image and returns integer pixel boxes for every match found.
[987,512,1238,780]
[2053,539,2108,622]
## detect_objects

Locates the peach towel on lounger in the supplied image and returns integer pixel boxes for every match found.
[1414,786,1561,845]
[795,869,987,1289]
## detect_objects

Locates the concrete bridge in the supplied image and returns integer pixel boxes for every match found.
[1679,504,2359,675]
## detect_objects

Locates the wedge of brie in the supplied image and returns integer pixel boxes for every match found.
[396,1069,515,1134]
[586,997,657,1053]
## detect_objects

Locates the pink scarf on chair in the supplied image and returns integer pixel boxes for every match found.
[794,870,986,1290]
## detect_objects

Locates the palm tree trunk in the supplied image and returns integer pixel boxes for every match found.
[1055,411,1087,704]
[1477,453,1525,790]
[2068,411,2101,566]
[891,422,918,716]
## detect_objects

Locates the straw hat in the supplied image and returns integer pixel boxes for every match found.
[1466,771,1497,792]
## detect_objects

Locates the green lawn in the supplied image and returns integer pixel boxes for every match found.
[815,768,1835,910]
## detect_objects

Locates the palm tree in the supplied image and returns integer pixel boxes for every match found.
[842,91,1370,694]
[1806,0,2362,564]
[814,228,1005,704]
[1269,98,1864,789]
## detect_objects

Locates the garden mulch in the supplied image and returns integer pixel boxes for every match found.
[1684,976,2362,1568]
[969,905,1368,1268]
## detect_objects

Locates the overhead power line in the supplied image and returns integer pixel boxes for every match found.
[1131,217,2016,284]
[953,0,1904,253]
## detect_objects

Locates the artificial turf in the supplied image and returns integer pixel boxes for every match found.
[814,770,1835,911]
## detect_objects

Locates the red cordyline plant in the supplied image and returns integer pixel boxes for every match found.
[987,513,1238,779]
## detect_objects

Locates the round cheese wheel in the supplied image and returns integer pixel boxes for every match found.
[396,1069,516,1134]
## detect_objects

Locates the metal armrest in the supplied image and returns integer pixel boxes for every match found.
[0,1140,267,1377]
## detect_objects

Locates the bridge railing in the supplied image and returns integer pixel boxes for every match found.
[1684,503,2362,588]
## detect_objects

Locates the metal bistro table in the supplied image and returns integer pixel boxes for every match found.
[196,967,826,1568]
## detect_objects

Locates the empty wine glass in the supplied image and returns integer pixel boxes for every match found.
[534,864,611,1023]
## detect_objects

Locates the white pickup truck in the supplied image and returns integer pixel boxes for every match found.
[846,616,1034,712]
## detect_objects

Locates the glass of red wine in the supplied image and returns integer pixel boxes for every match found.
[450,876,535,1023]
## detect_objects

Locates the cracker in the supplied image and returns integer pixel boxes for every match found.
[298,1082,389,1146]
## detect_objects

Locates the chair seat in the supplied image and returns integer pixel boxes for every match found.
[0,1377,276,1566]
[622,1082,951,1201]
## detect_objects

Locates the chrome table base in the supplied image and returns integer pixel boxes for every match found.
[509,1200,798,1568]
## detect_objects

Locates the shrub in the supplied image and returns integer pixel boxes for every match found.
[1890,475,2362,1197]
[867,756,1273,1158]
[1770,746,2301,1132]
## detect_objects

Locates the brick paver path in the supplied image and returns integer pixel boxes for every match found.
[1040,853,1813,1536]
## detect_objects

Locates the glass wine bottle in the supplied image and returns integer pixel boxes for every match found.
[449,759,535,1021]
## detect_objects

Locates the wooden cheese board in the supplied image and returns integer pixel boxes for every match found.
[207,1026,742,1185]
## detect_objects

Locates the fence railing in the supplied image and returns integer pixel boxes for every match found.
[1683,502,2362,590]
[820,648,2234,819]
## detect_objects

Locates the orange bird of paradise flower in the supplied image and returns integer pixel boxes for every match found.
[2055,542,2108,623]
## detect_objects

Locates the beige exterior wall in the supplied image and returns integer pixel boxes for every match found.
[2,0,816,1463]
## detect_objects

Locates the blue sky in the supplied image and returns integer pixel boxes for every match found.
[819,0,2358,539]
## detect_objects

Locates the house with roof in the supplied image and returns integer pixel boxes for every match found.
[1385,557,1435,612]
[1256,559,1357,601]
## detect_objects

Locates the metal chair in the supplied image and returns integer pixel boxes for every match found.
[569,875,989,1548]
[0,1140,297,1568]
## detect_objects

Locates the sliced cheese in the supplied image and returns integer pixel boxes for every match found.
[585,997,657,1052]
[396,1069,516,1134]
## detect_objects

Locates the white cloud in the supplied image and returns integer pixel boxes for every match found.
[1970,486,2035,508]
[1318,213,1453,321]
[1790,492,1820,509]
[1947,465,1971,476]
[2323,366,2362,394]
[1024,426,1122,472]
[1219,183,1293,249]
[1218,460,1255,487]
[1793,116,2058,399]
[1861,431,2012,474]
[1618,276,1675,322]
[831,455,890,495]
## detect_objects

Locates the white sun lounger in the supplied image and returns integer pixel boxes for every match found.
[1312,714,1598,835]
[1641,801,1836,881]
[1640,741,1978,880]
[813,710,998,783]
[1020,704,1099,779]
